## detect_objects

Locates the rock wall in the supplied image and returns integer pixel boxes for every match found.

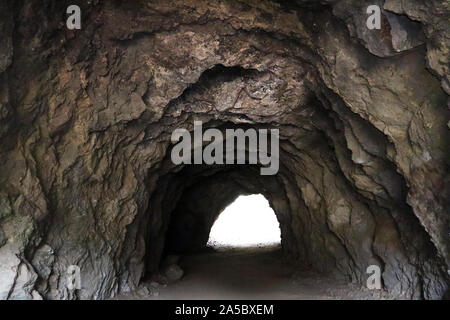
[0,0,448,299]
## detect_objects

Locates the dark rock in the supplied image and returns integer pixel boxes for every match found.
[163,265,184,282]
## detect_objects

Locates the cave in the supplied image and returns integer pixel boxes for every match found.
[0,0,448,300]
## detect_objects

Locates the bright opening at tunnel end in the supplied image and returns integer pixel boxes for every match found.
[207,194,281,249]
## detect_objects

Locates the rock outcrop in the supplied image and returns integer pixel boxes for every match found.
[0,0,448,299]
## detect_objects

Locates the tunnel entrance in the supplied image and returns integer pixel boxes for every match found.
[0,0,449,302]
[207,194,281,249]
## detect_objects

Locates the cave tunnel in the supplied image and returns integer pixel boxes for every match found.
[0,0,448,301]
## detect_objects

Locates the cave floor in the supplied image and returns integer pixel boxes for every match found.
[115,246,392,300]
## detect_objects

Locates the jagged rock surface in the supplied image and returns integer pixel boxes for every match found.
[0,0,448,300]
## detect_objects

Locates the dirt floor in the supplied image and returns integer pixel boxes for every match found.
[115,246,392,300]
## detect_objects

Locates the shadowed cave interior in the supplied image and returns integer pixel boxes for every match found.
[0,0,448,300]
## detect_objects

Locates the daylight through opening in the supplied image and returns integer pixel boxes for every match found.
[207,194,281,249]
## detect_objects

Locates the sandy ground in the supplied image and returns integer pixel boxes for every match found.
[115,246,391,300]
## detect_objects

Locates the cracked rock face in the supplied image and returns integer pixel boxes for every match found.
[0,0,448,300]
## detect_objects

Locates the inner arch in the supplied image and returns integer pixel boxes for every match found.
[207,194,281,249]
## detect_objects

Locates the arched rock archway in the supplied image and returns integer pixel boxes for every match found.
[0,0,448,300]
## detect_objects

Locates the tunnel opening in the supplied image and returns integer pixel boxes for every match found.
[138,105,448,300]
[206,194,281,250]
[148,162,290,270]
[0,0,448,301]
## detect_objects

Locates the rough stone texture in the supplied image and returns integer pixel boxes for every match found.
[0,0,448,300]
